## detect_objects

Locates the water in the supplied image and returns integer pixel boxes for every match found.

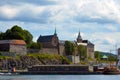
[0,75,120,80]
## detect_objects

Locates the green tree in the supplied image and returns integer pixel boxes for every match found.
[23,30,33,45]
[4,25,25,40]
[77,45,87,60]
[64,41,75,55]
[94,51,101,61]
[108,55,117,61]
[30,42,42,49]
[0,25,33,46]
[0,32,5,40]
[11,25,23,32]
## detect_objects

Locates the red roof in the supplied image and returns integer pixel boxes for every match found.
[0,40,26,45]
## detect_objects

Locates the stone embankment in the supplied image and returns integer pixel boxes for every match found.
[0,54,70,70]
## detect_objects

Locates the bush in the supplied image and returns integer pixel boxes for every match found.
[30,42,42,49]
[27,53,71,64]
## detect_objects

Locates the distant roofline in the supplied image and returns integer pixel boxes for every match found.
[40,35,54,37]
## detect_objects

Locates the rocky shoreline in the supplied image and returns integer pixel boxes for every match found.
[0,54,70,70]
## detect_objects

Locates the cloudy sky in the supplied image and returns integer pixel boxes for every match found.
[0,0,120,53]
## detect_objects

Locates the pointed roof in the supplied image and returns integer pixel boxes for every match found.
[37,35,54,42]
[54,27,57,35]
[77,31,82,40]
[102,55,108,59]
[37,28,58,43]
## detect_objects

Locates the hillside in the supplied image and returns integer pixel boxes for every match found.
[0,53,71,70]
[100,52,116,57]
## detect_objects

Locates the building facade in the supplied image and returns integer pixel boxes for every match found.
[37,30,94,60]
[0,40,27,55]
[76,32,94,59]
[37,29,60,54]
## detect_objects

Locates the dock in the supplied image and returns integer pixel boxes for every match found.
[25,65,102,75]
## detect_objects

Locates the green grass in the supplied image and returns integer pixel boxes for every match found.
[27,53,71,64]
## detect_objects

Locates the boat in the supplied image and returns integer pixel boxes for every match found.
[0,72,18,76]
[103,67,120,75]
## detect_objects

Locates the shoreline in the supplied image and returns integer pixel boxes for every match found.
[1,65,120,75]
[18,71,102,75]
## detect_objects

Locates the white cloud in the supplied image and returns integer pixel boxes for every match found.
[0,0,120,24]
[69,0,120,23]
[19,4,46,17]
[0,5,19,19]
[106,25,118,31]
[86,32,120,52]
[1,0,120,53]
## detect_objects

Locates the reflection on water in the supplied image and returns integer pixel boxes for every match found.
[0,75,120,80]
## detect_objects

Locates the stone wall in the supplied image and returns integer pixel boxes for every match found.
[10,44,27,55]
[40,48,59,54]
[59,44,65,55]
[28,44,65,55]
[87,46,94,59]
[41,42,53,48]
[67,55,80,64]
[27,49,40,53]
[28,48,59,54]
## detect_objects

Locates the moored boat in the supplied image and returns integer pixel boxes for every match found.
[103,67,120,75]
[0,72,18,76]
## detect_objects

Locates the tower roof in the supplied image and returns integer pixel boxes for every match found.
[77,31,82,40]
[54,27,57,35]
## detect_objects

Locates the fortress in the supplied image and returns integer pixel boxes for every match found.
[0,29,94,60]
[37,29,94,59]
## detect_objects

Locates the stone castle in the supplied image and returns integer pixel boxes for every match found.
[0,29,94,60]
[37,29,94,59]
[76,31,94,59]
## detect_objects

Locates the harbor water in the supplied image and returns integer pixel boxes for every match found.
[0,75,120,80]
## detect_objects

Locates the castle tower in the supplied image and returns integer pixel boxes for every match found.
[54,27,57,36]
[77,31,82,43]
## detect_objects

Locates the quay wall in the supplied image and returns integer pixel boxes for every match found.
[28,65,90,74]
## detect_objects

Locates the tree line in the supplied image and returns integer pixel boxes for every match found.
[64,41,117,61]
[95,51,117,61]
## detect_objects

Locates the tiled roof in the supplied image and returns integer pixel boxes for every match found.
[0,40,26,45]
[37,35,54,42]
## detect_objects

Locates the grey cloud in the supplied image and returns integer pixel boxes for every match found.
[0,9,52,24]
[100,40,111,45]
[0,0,57,6]
[0,0,119,25]
[0,0,57,23]
[75,15,117,24]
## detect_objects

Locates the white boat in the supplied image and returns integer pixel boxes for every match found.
[0,72,18,76]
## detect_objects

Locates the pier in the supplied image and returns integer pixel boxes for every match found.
[26,65,101,75]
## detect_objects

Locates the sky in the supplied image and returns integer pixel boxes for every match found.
[0,0,120,53]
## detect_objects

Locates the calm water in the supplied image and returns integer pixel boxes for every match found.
[0,75,120,80]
